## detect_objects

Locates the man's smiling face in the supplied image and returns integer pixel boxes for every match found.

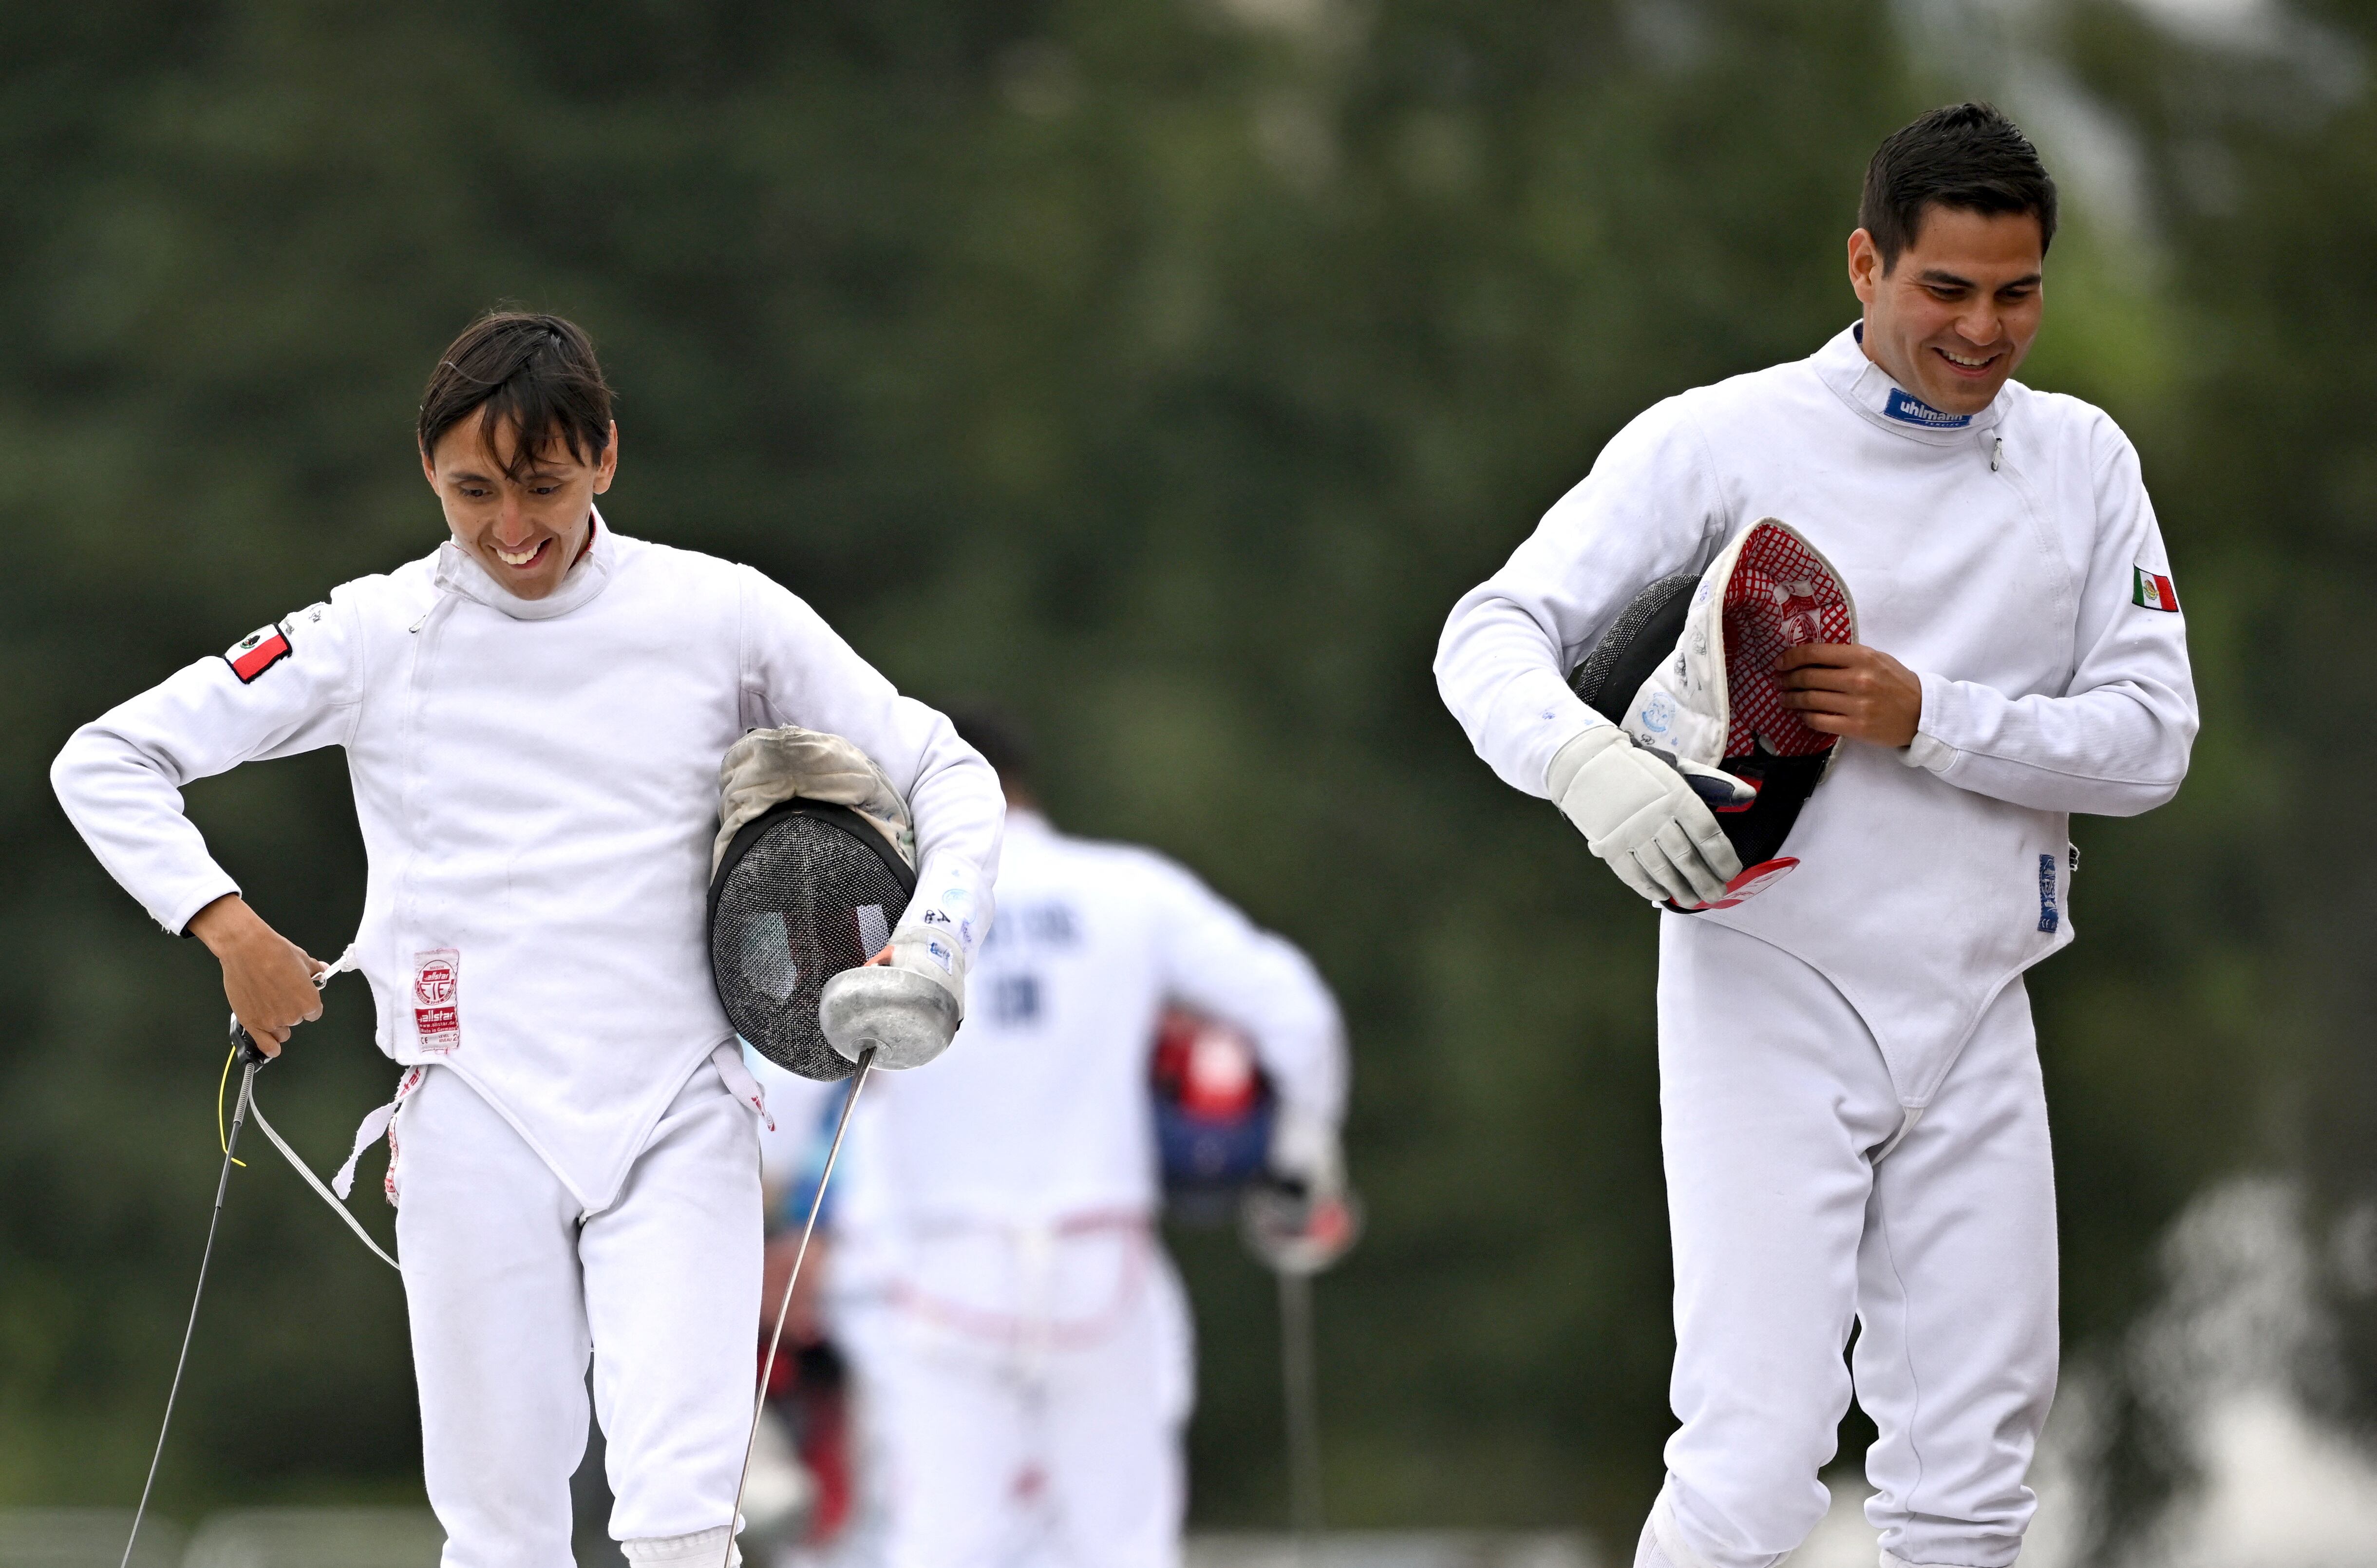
[1849,204,2045,417]
[421,415,617,600]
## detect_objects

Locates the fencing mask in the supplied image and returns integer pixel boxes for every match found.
[1568,518,1857,906]
[710,729,919,1081]
[1151,1008,1278,1223]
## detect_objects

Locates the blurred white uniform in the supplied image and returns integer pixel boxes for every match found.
[51,518,1003,1568]
[766,808,1345,1568]
[1437,326,2196,1568]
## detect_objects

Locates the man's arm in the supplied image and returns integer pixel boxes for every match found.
[1436,400,1750,906]
[1151,860,1347,1188]
[735,567,1006,963]
[1434,397,1730,797]
[1822,430,2197,816]
[50,595,365,1047]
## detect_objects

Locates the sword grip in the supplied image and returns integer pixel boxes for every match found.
[227,1018,272,1067]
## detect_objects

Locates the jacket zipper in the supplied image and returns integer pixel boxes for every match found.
[394,593,463,979]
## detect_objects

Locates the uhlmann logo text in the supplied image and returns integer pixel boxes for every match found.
[1885,389,1969,428]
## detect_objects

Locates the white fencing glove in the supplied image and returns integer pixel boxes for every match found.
[818,921,965,1070]
[1547,725,1749,909]
[1245,1106,1359,1275]
[1267,1104,1345,1203]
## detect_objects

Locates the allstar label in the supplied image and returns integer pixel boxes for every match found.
[412,948,461,1054]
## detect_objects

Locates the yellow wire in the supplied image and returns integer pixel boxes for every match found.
[216,1043,247,1169]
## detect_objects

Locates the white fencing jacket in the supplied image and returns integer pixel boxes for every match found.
[1437,325,2197,1102]
[832,808,1347,1231]
[52,515,1005,1212]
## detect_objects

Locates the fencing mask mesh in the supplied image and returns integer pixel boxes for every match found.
[1568,571,1697,721]
[1569,518,1857,891]
[710,801,918,1081]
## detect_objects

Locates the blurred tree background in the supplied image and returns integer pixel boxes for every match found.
[0,0,2358,1552]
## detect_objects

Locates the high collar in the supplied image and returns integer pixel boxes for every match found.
[1813,322,2003,444]
[434,507,618,621]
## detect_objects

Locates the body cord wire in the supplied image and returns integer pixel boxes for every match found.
[121,1053,260,1568]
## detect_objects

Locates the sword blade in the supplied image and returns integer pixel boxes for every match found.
[721,1045,877,1568]
[1279,1266,1325,1554]
[121,1056,259,1568]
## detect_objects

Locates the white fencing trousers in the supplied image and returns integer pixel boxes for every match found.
[1641,921,2057,1568]
[840,1223,1192,1568]
[395,1063,762,1568]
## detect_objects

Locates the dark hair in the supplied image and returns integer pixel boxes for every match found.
[1859,102,2058,273]
[417,312,614,479]
[944,705,1035,791]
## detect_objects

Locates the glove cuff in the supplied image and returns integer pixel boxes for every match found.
[1545,721,1624,801]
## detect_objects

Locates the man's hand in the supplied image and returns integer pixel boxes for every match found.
[187,894,325,1057]
[1774,644,1923,749]
[1547,727,1744,907]
[1245,1107,1359,1274]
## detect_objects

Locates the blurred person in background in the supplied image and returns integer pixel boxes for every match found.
[1436,104,2197,1568]
[752,710,1351,1568]
[48,312,1005,1568]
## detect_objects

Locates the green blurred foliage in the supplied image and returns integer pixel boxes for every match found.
[0,0,2357,1549]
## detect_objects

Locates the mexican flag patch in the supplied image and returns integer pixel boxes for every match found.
[2131,566,2180,613]
[223,622,292,683]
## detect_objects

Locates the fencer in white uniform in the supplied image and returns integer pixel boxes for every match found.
[763,721,1349,1568]
[1435,107,2195,1568]
[49,314,1004,1568]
